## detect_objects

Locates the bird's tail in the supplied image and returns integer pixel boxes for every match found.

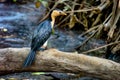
[23,50,36,67]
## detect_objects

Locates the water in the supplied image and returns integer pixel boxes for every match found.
[0,3,46,48]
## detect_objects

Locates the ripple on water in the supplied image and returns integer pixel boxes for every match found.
[0,11,26,22]
[0,3,46,48]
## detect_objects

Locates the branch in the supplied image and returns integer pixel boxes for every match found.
[0,48,120,80]
[80,41,120,54]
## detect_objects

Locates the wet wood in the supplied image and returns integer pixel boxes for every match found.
[0,48,120,80]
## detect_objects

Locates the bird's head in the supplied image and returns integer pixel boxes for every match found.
[51,9,67,19]
[50,9,67,33]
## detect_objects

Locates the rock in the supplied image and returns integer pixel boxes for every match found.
[47,73,76,80]
[48,29,84,52]
[48,29,106,55]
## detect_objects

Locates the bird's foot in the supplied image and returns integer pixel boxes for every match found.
[37,48,47,51]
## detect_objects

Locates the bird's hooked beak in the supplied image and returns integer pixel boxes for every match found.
[51,10,67,17]
[59,11,67,16]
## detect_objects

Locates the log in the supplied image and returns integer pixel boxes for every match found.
[0,48,120,80]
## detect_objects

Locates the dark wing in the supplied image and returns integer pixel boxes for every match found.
[31,20,52,50]
[32,21,45,38]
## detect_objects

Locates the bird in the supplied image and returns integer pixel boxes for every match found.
[23,9,67,67]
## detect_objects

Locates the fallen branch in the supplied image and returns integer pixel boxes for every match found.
[65,8,99,13]
[80,41,120,54]
[0,48,120,80]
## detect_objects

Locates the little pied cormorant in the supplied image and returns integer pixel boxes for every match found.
[23,9,67,67]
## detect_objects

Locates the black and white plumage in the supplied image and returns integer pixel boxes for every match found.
[31,20,52,51]
[23,9,66,67]
[23,20,52,67]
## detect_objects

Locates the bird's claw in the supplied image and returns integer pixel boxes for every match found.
[37,48,46,51]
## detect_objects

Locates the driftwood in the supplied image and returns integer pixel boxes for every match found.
[0,48,120,80]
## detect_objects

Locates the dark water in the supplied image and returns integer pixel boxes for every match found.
[0,3,46,48]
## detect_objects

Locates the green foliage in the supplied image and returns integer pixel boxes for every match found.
[38,0,48,7]
[13,0,17,2]
[32,72,46,75]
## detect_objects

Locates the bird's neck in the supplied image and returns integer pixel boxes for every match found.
[51,15,56,28]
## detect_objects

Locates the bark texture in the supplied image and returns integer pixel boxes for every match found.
[0,48,120,80]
